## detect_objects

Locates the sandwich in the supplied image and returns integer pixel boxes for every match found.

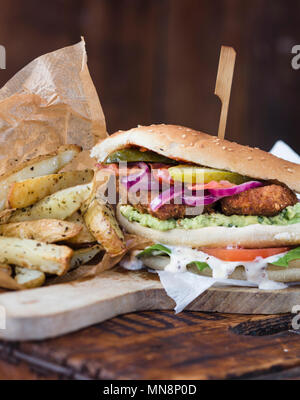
[91,124,300,288]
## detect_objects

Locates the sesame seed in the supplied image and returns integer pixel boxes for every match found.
[222,146,226,150]
[186,129,191,132]
[137,124,141,128]
[182,134,186,138]
[247,156,253,160]
[228,148,233,151]
[287,168,293,173]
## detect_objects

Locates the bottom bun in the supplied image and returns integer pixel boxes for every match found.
[141,255,300,283]
[116,204,300,248]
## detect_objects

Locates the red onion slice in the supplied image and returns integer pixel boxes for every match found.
[208,180,263,197]
[128,173,159,192]
[182,194,217,206]
[150,185,184,211]
[121,162,150,189]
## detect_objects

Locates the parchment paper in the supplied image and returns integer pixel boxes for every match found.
[0,37,107,174]
[0,38,108,289]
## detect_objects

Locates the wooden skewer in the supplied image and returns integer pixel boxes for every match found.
[214,46,236,140]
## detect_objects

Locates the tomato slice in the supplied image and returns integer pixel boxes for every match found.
[199,247,291,262]
[188,180,235,191]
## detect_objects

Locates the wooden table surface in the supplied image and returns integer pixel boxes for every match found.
[0,310,300,380]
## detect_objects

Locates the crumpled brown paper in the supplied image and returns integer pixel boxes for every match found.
[47,234,154,286]
[0,37,107,175]
[0,38,108,289]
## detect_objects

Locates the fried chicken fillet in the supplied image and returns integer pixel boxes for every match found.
[221,184,298,217]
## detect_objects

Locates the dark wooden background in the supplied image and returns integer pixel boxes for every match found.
[0,0,299,151]
[1,311,300,380]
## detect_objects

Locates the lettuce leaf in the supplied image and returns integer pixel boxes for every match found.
[187,261,210,272]
[137,244,210,272]
[271,247,300,267]
[137,244,171,258]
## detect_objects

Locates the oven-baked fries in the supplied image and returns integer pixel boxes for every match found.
[15,267,46,289]
[0,209,15,224]
[0,267,21,290]
[0,145,81,211]
[0,237,73,275]
[83,196,125,256]
[0,264,12,276]
[66,211,96,245]
[0,219,82,243]
[70,245,103,270]
[8,169,94,209]
[0,145,116,290]
[7,183,92,223]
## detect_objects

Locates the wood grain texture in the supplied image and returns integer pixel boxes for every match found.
[0,311,300,380]
[0,1,299,151]
[215,46,236,139]
[0,268,300,341]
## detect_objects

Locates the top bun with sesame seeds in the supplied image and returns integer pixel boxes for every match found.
[91,124,300,193]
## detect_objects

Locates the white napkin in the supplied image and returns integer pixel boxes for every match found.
[159,271,256,313]
[270,140,300,199]
[158,140,300,312]
[270,140,300,164]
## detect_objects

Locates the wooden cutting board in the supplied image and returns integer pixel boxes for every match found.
[0,267,299,341]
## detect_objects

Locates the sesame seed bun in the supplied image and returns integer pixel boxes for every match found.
[91,124,300,193]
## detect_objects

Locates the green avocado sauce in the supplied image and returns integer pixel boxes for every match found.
[120,203,300,231]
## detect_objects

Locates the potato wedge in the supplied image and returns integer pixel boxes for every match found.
[66,211,96,244]
[15,267,46,289]
[7,183,92,223]
[70,245,103,270]
[0,237,73,275]
[0,264,12,276]
[0,209,15,224]
[84,196,125,256]
[8,169,94,209]
[0,219,82,243]
[0,269,21,290]
[0,145,81,211]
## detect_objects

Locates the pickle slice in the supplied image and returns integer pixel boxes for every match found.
[168,165,250,184]
[105,149,177,164]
